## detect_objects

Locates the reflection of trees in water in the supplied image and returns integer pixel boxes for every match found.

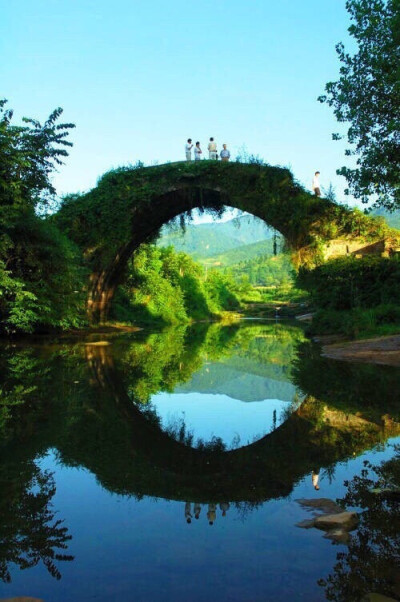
[143,407,228,451]
[319,448,400,601]
[0,462,73,582]
[118,321,305,406]
[233,500,264,522]
[1,322,400,511]
[0,344,87,440]
[293,341,400,422]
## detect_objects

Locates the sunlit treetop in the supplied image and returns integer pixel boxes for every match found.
[0,99,75,210]
[319,0,400,210]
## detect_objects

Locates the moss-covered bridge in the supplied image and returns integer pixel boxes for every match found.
[56,161,396,322]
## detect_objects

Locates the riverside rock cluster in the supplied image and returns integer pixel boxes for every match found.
[296,497,358,544]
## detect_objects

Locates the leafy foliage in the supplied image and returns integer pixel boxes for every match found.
[111,244,240,325]
[0,99,75,209]
[226,252,295,287]
[0,210,87,333]
[319,0,400,208]
[298,255,400,336]
[298,255,400,311]
[308,305,400,338]
[0,99,86,333]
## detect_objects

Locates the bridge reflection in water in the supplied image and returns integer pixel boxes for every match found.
[84,331,400,504]
[1,321,400,591]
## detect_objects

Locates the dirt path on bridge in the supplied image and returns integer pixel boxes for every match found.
[322,335,400,367]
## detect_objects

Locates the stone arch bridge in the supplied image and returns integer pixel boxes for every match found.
[56,161,395,322]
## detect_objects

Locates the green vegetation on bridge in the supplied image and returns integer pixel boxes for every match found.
[56,161,393,323]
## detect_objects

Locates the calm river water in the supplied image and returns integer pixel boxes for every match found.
[0,320,399,601]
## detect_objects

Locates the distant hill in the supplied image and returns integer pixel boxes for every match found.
[372,208,400,230]
[158,215,274,259]
[157,214,293,287]
[174,360,296,402]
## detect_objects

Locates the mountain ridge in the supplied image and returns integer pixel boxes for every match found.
[158,215,274,259]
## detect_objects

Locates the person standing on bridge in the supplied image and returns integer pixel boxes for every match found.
[220,144,230,162]
[312,171,321,196]
[207,137,217,160]
[194,141,202,161]
[185,139,193,161]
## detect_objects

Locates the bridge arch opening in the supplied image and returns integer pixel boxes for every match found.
[108,200,289,325]
[88,185,293,323]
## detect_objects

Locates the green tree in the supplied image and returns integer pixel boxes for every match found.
[0,99,75,209]
[319,0,400,209]
[0,100,86,333]
[112,244,240,325]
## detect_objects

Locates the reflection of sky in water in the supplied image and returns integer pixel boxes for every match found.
[3,438,395,602]
[150,391,291,447]
[2,322,400,601]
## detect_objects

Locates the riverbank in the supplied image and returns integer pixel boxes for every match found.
[321,334,400,367]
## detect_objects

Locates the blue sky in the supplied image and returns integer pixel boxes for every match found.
[1,0,356,208]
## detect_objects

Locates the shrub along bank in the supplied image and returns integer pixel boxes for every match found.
[110,244,241,326]
[297,256,400,338]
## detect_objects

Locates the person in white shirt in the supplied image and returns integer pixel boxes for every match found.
[312,171,321,196]
[185,139,193,161]
[220,144,230,162]
[194,141,202,161]
[207,137,217,160]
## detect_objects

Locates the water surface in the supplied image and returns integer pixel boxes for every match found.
[0,321,399,601]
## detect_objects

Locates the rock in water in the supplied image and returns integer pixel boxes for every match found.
[296,497,343,515]
[314,511,359,531]
[323,528,351,544]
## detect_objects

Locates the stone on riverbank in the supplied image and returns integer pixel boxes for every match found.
[322,334,400,367]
